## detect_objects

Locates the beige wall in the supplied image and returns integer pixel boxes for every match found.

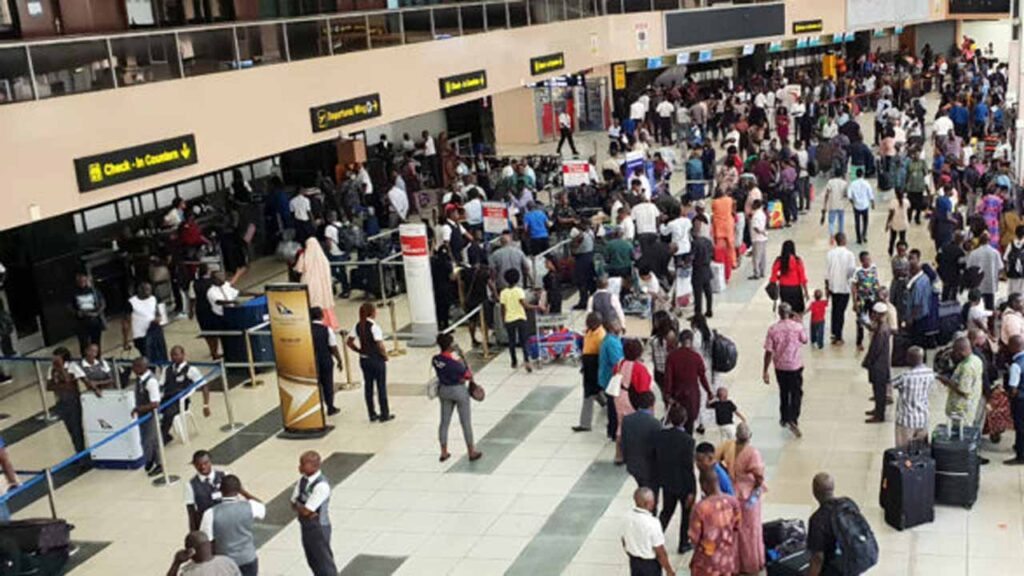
[492,88,541,146]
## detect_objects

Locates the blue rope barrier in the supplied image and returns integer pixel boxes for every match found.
[0,355,221,368]
[0,366,222,504]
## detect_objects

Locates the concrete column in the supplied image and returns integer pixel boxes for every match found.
[493,87,542,148]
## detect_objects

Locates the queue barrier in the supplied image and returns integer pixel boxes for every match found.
[0,361,223,520]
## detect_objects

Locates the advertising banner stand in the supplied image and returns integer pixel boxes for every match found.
[265,283,331,438]
[399,223,438,347]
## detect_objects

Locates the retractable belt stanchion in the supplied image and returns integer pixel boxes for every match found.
[43,469,58,519]
[151,408,180,487]
[34,362,56,422]
[218,359,243,432]
[478,306,492,359]
[243,326,265,387]
[339,329,357,390]
[386,300,405,357]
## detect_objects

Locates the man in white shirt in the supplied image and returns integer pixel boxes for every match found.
[660,205,692,258]
[622,487,675,576]
[323,212,351,298]
[631,197,660,241]
[846,168,875,245]
[933,113,954,145]
[556,110,579,156]
[130,357,163,475]
[289,189,315,243]
[292,451,337,576]
[206,272,239,320]
[655,98,675,145]
[422,130,440,188]
[749,199,768,279]
[463,187,483,230]
[199,475,265,576]
[825,232,857,345]
[387,178,409,224]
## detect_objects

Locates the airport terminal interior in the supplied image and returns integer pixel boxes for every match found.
[2,0,1024,575]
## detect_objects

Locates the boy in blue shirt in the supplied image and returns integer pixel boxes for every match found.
[523,202,550,256]
[696,441,735,496]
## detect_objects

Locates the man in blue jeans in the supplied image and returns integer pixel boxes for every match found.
[847,168,875,245]
[598,318,624,441]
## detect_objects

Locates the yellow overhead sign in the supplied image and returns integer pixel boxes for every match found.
[310,94,382,133]
[530,52,566,76]
[74,134,198,193]
[439,70,488,99]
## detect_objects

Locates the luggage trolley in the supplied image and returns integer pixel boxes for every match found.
[528,312,582,365]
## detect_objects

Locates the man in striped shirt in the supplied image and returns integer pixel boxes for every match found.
[892,346,934,448]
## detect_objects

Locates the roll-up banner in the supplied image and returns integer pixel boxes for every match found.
[265,284,328,435]
[399,223,438,346]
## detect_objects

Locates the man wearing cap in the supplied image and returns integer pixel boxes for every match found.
[863,302,892,423]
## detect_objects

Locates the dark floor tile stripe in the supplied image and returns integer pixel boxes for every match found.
[253,452,371,548]
[506,461,628,576]
[65,540,112,574]
[338,554,406,576]
[0,408,59,445]
[207,407,283,465]
[446,385,573,475]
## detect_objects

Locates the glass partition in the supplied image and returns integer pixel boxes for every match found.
[529,0,549,24]
[402,9,433,44]
[460,5,485,35]
[30,40,114,99]
[367,13,403,48]
[331,16,370,53]
[178,29,237,77]
[235,24,287,67]
[549,0,566,22]
[111,34,182,86]
[432,7,460,38]
[605,0,625,14]
[0,48,34,104]
[508,1,529,26]
[285,20,331,60]
[653,0,679,9]
[485,2,508,29]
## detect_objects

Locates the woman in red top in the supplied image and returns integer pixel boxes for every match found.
[613,338,653,464]
[769,240,809,313]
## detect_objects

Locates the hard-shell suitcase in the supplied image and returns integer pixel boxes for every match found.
[880,447,935,530]
[891,333,912,368]
[766,548,811,576]
[931,423,981,508]
[936,301,963,346]
[0,518,73,576]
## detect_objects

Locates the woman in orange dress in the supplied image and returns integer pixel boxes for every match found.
[711,188,737,269]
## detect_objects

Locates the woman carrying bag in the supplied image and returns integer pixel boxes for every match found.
[610,339,653,465]
[768,240,809,314]
[431,333,482,463]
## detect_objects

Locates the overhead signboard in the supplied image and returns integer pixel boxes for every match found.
[742,44,755,56]
[439,70,488,99]
[949,0,1011,13]
[74,134,198,193]
[792,19,823,34]
[309,93,382,133]
[647,57,663,69]
[530,52,565,76]
[664,3,785,50]
[768,41,783,53]
[698,50,713,62]
[612,62,627,91]
[676,53,691,65]
[796,38,809,49]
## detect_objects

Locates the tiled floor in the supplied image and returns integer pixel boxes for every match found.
[4,118,1024,576]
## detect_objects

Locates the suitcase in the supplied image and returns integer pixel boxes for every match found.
[983,388,1013,439]
[763,519,806,552]
[766,548,811,576]
[0,518,73,576]
[935,301,963,346]
[880,447,935,530]
[710,262,727,293]
[931,423,981,508]
[891,332,912,368]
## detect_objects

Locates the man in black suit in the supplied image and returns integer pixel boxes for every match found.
[653,403,697,554]
[620,390,662,490]
[690,216,715,318]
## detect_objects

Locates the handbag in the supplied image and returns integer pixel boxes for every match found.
[765,282,780,301]
[427,378,439,400]
[605,360,634,398]
[468,381,485,402]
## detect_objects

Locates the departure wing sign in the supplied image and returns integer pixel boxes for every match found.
[310,93,383,133]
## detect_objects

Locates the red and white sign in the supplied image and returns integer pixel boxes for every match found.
[399,223,436,344]
[400,234,428,257]
[482,202,509,234]
[562,160,590,188]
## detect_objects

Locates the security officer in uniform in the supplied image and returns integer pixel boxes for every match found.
[161,345,211,444]
[310,307,342,416]
[291,451,336,576]
[130,357,163,476]
[185,450,224,532]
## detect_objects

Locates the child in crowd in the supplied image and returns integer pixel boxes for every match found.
[706,387,746,441]
[809,289,828,349]
[499,269,542,372]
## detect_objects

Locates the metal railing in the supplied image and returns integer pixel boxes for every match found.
[0,0,719,106]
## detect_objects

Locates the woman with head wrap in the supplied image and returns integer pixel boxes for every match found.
[294,238,338,329]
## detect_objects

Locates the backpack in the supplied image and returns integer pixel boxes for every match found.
[827,497,879,575]
[961,265,984,290]
[711,331,738,373]
[1008,243,1024,279]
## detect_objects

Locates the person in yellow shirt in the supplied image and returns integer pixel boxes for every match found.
[575,312,607,432]
[499,268,543,372]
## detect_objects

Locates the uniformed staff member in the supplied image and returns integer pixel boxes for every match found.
[199,475,265,576]
[77,343,114,389]
[185,450,227,533]
[48,347,101,456]
[130,357,163,477]
[161,345,211,444]
[291,451,337,576]
[310,307,342,416]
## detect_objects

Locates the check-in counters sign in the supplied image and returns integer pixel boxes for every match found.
[439,70,488,99]
[310,94,383,133]
[530,53,565,76]
[74,134,198,193]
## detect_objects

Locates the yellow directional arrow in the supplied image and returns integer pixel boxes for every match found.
[181,141,192,160]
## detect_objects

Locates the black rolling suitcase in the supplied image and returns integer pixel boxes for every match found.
[935,301,963,346]
[766,549,811,576]
[891,333,912,367]
[931,423,981,508]
[880,447,935,530]
[0,518,72,576]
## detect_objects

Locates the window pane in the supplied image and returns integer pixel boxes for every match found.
[178,29,236,77]
[30,40,114,99]
[652,0,677,9]
[605,0,624,14]
[84,204,117,230]
[402,9,432,44]
[286,20,331,61]
[367,13,402,49]
[111,34,181,88]
[461,5,484,35]
[485,3,507,30]
[330,16,369,53]
[0,48,34,104]
[529,0,549,24]
[433,8,459,38]
[549,0,566,22]
[623,0,650,13]
[236,24,286,67]
[508,1,529,26]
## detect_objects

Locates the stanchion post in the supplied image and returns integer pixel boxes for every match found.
[43,469,58,519]
[386,300,405,357]
[478,306,491,358]
[218,358,244,432]
[151,409,180,487]
[33,362,56,422]
[243,328,263,387]
[339,329,356,389]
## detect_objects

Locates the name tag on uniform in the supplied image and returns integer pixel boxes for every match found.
[211,491,222,500]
